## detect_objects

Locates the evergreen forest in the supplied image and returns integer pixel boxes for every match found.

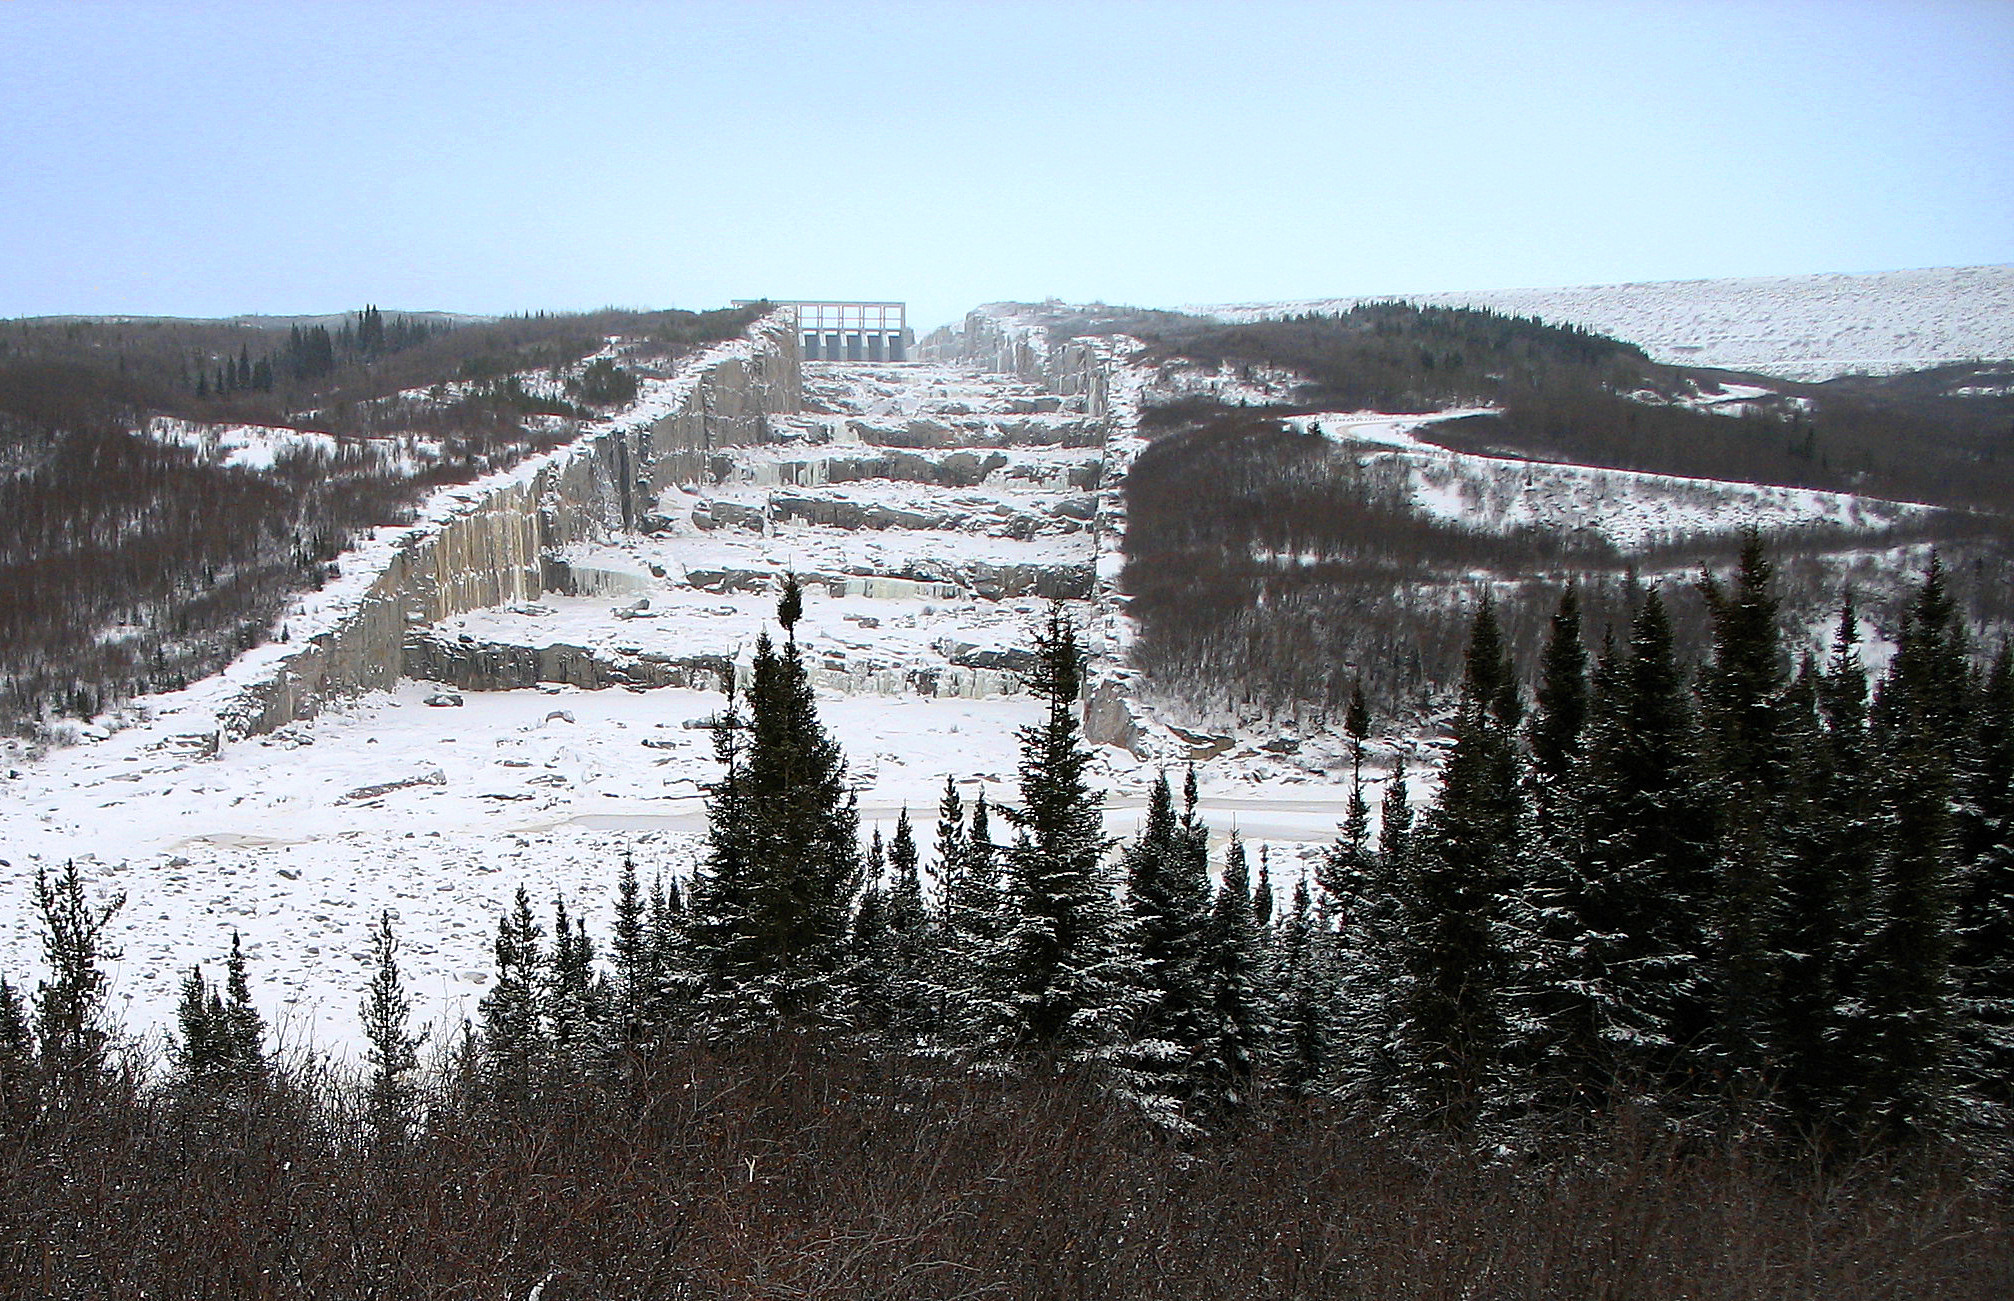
[1,550,2009,1298]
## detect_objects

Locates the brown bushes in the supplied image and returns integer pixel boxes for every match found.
[0,1038,2004,1299]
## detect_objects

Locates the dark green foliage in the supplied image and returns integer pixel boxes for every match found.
[361,910,420,1146]
[1696,529,1796,1089]
[1199,837,1263,1111]
[568,357,639,407]
[992,607,1137,1053]
[1575,592,1715,1102]
[31,860,125,1103]
[686,602,860,1028]
[479,886,545,1106]
[1390,599,1523,1126]
[1124,772,1211,1057]
[0,978,32,1128]
[1858,559,1971,1139]
[1957,641,2014,1122]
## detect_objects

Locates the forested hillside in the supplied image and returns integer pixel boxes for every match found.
[0,304,760,736]
[1107,303,2014,720]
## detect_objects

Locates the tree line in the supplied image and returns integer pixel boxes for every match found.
[1,557,2008,1293]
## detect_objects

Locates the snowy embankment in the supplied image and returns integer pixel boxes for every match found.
[1294,410,1938,551]
[1198,264,2014,380]
[0,348,1366,1055]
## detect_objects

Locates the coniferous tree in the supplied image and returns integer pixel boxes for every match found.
[546,898,601,1072]
[1859,558,1971,1139]
[1576,591,1714,1108]
[1503,586,1598,1121]
[0,979,33,1129]
[1272,872,1326,1097]
[361,910,421,1147]
[686,582,860,1027]
[991,607,1137,1055]
[931,777,966,927]
[1252,846,1275,930]
[885,808,934,1038]
[1956,640,2014,1125]
[1391,598,1523,1127]
[31,861,124,1104]
[937,788,1003,1044]
[611,854,649,1049]
[1696,531,1797,1095]
[1199,836,1263,1113]
[170,965,221,1092]
[1124,772,1211,1067]
[479,887,545,1107]
[220,930,265,1082]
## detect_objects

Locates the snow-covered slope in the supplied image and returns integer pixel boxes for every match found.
[1296,411,1937,551]
[0,355,1358,1053]
[1200,265,2014,381]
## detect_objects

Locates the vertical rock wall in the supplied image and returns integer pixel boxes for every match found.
[224,316,801,737]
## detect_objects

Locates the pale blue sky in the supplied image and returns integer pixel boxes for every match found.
[3,0,2009,332]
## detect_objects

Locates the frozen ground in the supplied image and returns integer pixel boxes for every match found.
[0,356,1372,1056]
[1198,265,2014,380]
[1296,411,1937,550]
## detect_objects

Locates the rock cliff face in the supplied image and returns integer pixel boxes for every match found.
[223,317,800,737]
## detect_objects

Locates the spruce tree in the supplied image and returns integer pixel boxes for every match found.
[611,854,649,1049]
[479,887,545,1107]
[686,587,860,1027]
[361,910,421,1147]
[1252,846,1274,930]
[1392,598,1522,1127]
[1199,836,1263,1113]
[31,861,124,1104]
[0,979,33,1129]
[1273,872,1326,1097]
[170,965,221,1091]
[1575,592,1714,1107]
[1858,558,1970,1139]
[220,930,265,1082]
[546,898,601,1072]
[885,808,934,1038]
[937,788,1003,1044]
[1124,772,1211,1062]
[931,777,966,927]
[1696,531,1796,1095]
[992,607,1136,1054]
[1503,586,1597,1121]
[1956,640,2014,1125]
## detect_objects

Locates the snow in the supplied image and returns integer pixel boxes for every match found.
[0,348,1387,1056]
[1293,407,1936,551]
[145,417,343,470]
[1196,265,2014,381]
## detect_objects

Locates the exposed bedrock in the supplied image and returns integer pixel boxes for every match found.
[693,492,1093,538]
[856,417,1104,449]
[219,317,802,738]
[403,635,733,693]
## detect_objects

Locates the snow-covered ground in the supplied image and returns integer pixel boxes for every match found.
[1295,411,1937,551]
[1198,265,2014,380]
[0,356,1369,1056]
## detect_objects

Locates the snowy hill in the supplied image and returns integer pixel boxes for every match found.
[1199,265,2014,381]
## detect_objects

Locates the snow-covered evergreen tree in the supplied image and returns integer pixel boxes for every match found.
[1390,597,1523,1128]
[1198,836,1263,1113]
[989,607,1139,1056]
[685,582,861,1029]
